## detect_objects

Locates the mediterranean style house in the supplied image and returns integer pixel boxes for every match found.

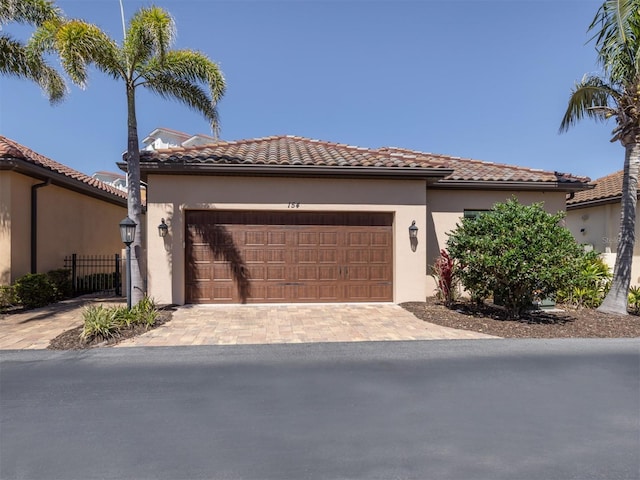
[134,129,592,305]
[0,136,127,285]
[566,170,640,287]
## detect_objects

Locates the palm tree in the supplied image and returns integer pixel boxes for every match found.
[33,5,226,305]
[0,0,65,102]
[560,0,640,315]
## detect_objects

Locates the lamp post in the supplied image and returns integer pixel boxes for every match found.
[119,217,136,309]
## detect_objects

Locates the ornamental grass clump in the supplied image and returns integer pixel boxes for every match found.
[446,198,583,318]
[81,297,159,343]
[81,305,121,341]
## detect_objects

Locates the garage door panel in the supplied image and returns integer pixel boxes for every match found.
[245,231,266,245]
[266,266,286,281]
[212,264,233,281]
[247,265,264,280]
[318,250,338,263]
[265,285,287,301]
[268,231,286,245]
[244,249,264,263]
[185,211,393,303]
[347,232,371,246]
[369,250,390,263]
[298,232,319,246]
[369,284,393,300]
[296,266,319,281]
[266,250,286,263]
[318,266,339,280]
[370,266,391,281]
[371,232,391,246]
[319,232,338,246]
[297,250,318,264]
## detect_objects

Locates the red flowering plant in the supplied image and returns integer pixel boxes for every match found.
[431,249,458,307]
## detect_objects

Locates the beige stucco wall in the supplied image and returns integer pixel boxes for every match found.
[425,189,568,295]
[0,170,127,284]
[146,175,428,305]
[566,202,640,286]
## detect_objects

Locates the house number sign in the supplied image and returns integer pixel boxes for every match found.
[287,202,301,208]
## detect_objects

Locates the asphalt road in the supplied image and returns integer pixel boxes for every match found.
[1,339,639,480]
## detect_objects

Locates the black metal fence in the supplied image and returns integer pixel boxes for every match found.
[64,254,122,296]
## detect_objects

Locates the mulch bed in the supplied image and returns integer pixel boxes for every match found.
[47,307,175,350]
[400,298,640,338]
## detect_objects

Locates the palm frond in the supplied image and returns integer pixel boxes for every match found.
[144,73,221,134]
[124,6,175,71]
[559,75,621,132]
[589,0,640,80]
[0,0,62,26]
[0,34,66,102]
[142,49,226,103]
[51,19,123,87]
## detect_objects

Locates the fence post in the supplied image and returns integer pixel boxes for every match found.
[115,253,121,296]
[71,253,77,296]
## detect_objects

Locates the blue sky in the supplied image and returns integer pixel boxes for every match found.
[0,0,623,181]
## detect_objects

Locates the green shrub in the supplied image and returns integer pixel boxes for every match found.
[0,285,17,311]
[14,273,57,309]
[46,269,73,300]
[446,198,583,318]
[558,252,612,308]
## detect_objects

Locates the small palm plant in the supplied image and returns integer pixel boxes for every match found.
[628,286,640,314]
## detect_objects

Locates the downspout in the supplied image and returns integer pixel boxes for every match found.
[31,179,51,273]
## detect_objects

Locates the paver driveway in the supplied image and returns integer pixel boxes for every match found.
[1,296,497,350]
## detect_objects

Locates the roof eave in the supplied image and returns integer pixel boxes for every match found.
[566,196,624,210]
[1,158,127,207]
[429,179,593,192]
[129,161,454,182]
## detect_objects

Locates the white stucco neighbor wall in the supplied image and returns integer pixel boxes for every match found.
[146,175,428,305]
[566,203,640,287]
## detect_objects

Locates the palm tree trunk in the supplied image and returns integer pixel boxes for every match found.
[125,83,145,306]
[598,140,640,315]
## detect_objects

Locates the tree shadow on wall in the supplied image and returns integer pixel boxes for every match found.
[187,224,251,303]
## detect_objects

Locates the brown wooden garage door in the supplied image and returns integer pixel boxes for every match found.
[185,211,393,303]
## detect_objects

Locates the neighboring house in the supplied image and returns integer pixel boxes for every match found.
[142,127,216,151]
[0,136,128,285]
[91,170,147,205]
[132,132,591,305]
[92,171,127,191]
[566,170,640,286]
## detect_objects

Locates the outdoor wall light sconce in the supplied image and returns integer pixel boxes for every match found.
[119,216,136,310]
[409,220,418,252]
[158,218,169,238]
[409,220,418,239]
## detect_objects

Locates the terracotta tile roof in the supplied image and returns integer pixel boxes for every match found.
[379,146,590,185]
[567,170,624,206]
[141,135,451,170]
[140,134,590,187]
[0,136,127,200]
